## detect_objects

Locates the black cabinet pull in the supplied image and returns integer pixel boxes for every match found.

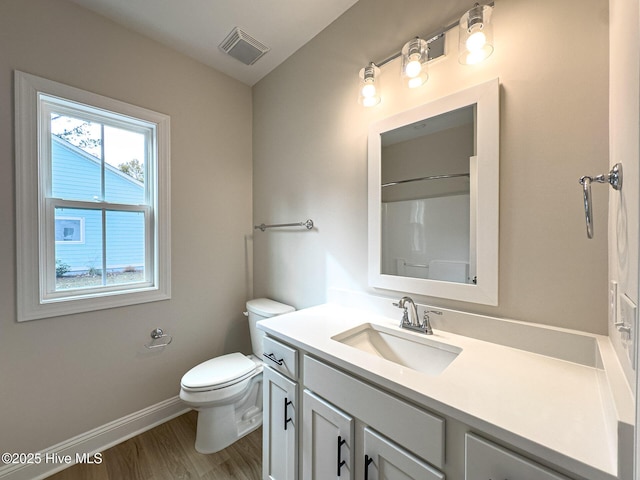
[263,352,284,366]
[284,398,293,430]
[337,435,347,476]
[364,454,373,480]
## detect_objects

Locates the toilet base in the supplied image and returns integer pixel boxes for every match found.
[193,375,263,454]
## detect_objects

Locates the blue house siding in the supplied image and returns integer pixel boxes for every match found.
[52,139,145,204]
[52,137,145,274]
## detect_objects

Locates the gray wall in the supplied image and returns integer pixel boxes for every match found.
[253,0,610,333]
[0,0,253,453]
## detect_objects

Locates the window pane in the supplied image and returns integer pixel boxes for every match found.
[104,126,146,205]
[55,207,103,290]
[51,114,103,202]
[105,210,145,285]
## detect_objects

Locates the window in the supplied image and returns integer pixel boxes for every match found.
[15,71,171,321]
[55,217,84,244]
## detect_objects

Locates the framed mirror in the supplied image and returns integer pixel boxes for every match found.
[368,78,499,305]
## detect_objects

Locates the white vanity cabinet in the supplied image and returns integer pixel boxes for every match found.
[261,332,579,480]
[302,355,445,480]
[303,390,354,479]
[364,427,444,480]
[262,337,299,480]
[465,434,571,480]
[259,304,633,480]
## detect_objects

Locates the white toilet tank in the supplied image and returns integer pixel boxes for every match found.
[246,298,295,358]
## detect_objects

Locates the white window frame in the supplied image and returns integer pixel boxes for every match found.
[15,71,171,321]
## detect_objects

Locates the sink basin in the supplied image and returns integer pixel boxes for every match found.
[332,323,461,376]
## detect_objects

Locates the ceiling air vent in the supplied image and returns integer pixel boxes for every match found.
[219,27,270,66]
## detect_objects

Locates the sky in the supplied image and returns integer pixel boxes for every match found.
[50,114,146,170]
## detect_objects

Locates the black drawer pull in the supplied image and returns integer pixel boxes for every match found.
[364,455,373,480]
[263,352,284,366]
[284,398,293,430]
[337,435,347,476]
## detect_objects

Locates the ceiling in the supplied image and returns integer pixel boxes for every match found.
[68,0,359,86]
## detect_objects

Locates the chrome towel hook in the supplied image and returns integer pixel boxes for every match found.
[578,163,622,239]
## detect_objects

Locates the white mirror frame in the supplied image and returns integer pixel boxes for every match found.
[368,78,499,305]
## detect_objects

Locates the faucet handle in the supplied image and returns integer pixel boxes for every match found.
[424,309,442,318]
[393,301,410,327]
[421,310,440,335]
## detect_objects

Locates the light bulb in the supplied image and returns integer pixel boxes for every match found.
[459,4,493,65]
[465,49,488,65]
[361,82,376,98]
[466,28,486,52]
[358,63,381,107]
[407,77,424,89]
[362,96,379,107]
[405,59,422,78]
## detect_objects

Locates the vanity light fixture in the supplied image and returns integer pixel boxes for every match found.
[401,37,429,88]
[358,2,494,106]
[358,63,381,107]
[458,3,494,65]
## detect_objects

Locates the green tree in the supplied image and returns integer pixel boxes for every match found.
[118,159,144,182]
[51,114,102,156]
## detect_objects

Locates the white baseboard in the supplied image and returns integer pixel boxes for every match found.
[0,396,190,480]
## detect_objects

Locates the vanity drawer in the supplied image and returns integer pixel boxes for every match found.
[263,336,298,380]
[304,355,445,469]
[465,433,570,480]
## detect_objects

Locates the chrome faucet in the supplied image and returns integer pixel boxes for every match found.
[393,297,437,335]
[396,296,419,327]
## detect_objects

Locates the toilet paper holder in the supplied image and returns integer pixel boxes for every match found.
[144,328,173,349]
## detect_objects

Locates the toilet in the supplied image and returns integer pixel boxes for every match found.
[180,298,295,454]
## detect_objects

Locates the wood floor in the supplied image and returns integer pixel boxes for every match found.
[48,411,262,480]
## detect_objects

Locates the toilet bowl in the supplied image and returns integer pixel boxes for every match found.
[180,298,295,454]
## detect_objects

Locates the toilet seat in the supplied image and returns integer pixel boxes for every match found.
[181,352,259,392]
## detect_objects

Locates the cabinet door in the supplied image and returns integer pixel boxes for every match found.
[303,390,354,480]
[263,367,298,480]
[465,434,570,480]
[363,427,445,480]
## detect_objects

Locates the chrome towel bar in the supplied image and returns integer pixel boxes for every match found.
[254,219,314,232]
[578,163,622,239]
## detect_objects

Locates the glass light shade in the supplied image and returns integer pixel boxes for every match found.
[358,64,381,107]
[459,4,494,65]
[401,38,429,88]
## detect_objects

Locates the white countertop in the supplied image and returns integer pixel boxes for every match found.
[258,303,633,480]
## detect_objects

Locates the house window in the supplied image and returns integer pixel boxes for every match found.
[15,71,171,321]
[55,217,85,244]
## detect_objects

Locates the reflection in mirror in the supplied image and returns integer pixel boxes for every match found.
[368,78,499,305]
[381,105,475,284]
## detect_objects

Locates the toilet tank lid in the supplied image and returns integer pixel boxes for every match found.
[246,298,295,317]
